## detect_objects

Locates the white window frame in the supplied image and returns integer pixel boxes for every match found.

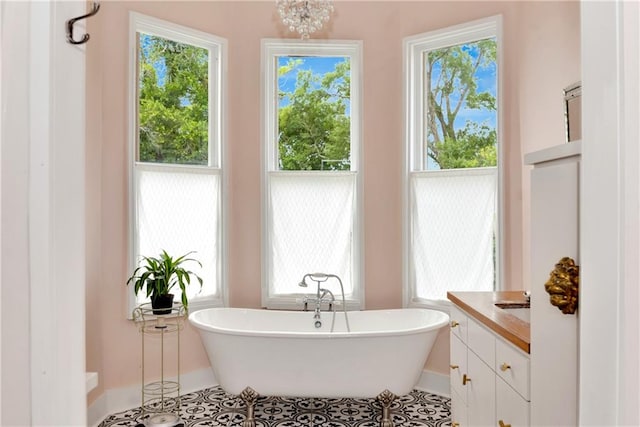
[127,12,228,315]
[403,15,504,310]
[260,39,364,310]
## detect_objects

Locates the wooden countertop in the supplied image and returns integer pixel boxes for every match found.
[447,291,531,354]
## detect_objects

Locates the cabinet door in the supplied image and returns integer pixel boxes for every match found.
[451,388,468,427]
[450,334,467,404]
[497,377,529,427]
[530,159,579,426]
[467,350,495,427]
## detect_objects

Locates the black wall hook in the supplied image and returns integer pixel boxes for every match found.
[66,1,100,45]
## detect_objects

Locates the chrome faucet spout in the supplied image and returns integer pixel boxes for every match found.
[319,288,335,303]
[298,272,350,333]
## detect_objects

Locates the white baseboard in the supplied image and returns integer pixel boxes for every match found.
[88,368,449,426]
[414,369,450,398]
[86,372,99,394]
[87,367,217,427]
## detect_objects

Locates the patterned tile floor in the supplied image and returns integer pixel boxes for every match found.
[98,386,451,427]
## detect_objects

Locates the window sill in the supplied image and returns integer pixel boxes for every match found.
[264,296,362,312]
[127,297,225,320]
[406,298,452,313]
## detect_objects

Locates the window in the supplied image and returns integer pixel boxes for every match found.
[128,13,227,313]
[404,16,502,306]
[261,39,363,309]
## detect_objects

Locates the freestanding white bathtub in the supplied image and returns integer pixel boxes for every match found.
[189,307,449,400]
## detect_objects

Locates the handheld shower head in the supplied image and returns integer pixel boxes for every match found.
[299,272,330,288]
[309,273,330,282]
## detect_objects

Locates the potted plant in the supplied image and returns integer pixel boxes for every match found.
[126,249,203,314]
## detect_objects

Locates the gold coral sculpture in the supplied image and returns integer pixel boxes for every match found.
[544,257,579,314]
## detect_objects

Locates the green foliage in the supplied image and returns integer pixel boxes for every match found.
[126,250,203,308]
[277,58,351,170]
[426,39,497,169]
[138,35,209,165]
[433,123,497,169]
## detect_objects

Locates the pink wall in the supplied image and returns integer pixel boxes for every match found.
[517,1,581,292]
[86,1,580,403]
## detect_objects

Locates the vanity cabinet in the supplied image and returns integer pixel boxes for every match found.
[449,305,530,427]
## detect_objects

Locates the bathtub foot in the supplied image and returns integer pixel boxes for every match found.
[239,387,259,427]
[376,389,397,427]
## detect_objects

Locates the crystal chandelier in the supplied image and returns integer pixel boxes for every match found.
[276,0,334,39]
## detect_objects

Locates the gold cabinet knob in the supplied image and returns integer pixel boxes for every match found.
[462,374,471,385]
[450,364,459,370]
[500,362,511,371]
[499,420,511,427]
[451,320,460,328]
[452,423,460,427]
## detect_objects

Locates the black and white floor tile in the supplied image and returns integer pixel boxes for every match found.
[98,386,450,427]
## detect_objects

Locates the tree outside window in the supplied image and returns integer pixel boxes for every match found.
[277,56,351,171]
[425,38,497,170]
[138,35,209,165]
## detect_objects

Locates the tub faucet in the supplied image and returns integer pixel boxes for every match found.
[301,286,334,327]
[315,288,335,318]
[299,274,334,312]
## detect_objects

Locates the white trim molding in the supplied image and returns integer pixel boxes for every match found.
[126,12,229,316]
[88,368,217,427]
[260,38,364,310]
[580,1,640,425]
[402,15,504,307]
[87,368,448,426]
[415,369,451,398]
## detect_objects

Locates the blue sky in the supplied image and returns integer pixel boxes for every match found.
[278,56,345,95]
[429,41,497,133]
[457,66,497,129]
[142,35,495,137]
[277,46,496,135]
[140,34,168,86]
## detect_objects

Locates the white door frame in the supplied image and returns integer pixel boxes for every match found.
[580,0,640,425]
[1,1,87,424]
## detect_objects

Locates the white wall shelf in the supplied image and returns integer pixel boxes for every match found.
[524,141,582,165]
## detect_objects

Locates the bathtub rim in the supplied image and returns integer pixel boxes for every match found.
[188,307,449,339]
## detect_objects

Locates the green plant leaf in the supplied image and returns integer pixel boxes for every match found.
[125,249,204,309]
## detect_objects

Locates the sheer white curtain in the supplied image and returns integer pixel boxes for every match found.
[135,165,221,305]
[267,172,355,297]
[410,168,497,301]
